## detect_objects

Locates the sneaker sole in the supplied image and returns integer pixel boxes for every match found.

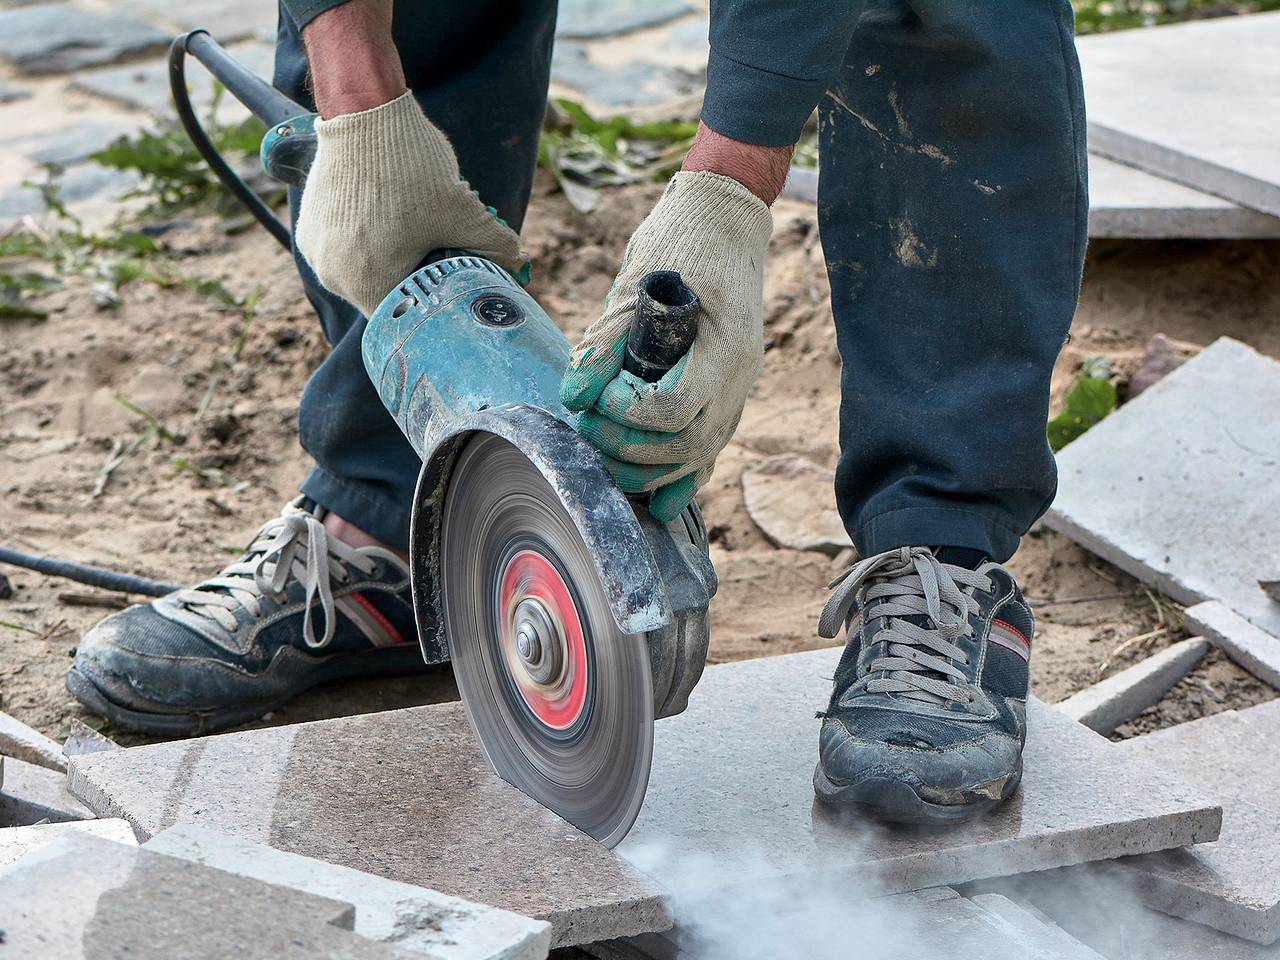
[812,759,1023,826]
[66,645,434,737]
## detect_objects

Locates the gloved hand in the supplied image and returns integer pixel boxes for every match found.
[561,171,773,522]
[295,91,528,317]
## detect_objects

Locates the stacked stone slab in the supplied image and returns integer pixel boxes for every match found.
[1056,637,1209,735]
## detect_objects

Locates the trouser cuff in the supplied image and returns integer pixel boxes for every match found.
[300,464,413,552]
[855,505,1025,565]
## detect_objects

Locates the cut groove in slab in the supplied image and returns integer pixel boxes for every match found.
[615,648,1220,899]
[1078,13,1280,217]
[67,702,669,949]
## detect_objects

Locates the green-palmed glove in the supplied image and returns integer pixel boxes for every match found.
[561,171,773,522]
[295,91,529,317]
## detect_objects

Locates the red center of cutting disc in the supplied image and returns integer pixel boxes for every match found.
[500,549,588,730]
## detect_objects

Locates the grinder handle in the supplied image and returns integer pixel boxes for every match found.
[623,271,700,383]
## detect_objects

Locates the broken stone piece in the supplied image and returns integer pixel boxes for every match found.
[0,833,421,958]
[615,648,1220,901]
[63,718,122,759]
[66,702,670,949]
[1046,337,1280,639]
[1055,637,1209,735]
[1126,333,1182,398]
[740,453,850,556]
[0,3,168,74]
[0,708,68,772]
[1,754,94,826]
[1185,600,1280,690]
[0,818,136,869]
[146,825,552,960]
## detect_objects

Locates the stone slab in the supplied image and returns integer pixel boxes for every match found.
[1186,600,1280,690]
[0,832,422,959]
[782,158,1280,238]
[66,702,671,949]
[0,707,67,771]
[0,3,168,75]
[1078,14,1280,217]
[590,887,1102,959]
[615,648,1220,901]
[551,43,699,107]
[1,118,140,167]
[0,164,141,219]
[1111,700,1280,943]
[113,0,276,42]
[62,718,122,759]
[968,863,1280,960]
[0,817,137,868]
[71,41,276,120]
[1045,337,1280,640]
[1,754,94,826]
[556,0,695,38]
[1055,637,1209,734]
[740,453,849,555]
[0,83,32,104]
[146,824,551,960]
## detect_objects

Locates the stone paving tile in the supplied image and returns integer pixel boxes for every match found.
[551,42,700,107]
[71,41,277,119]
[782,157,1280,238]
[1186,600,1280,690]
[1,118,140,167]
[0,3,169,75]
[0,818,137,868]
[62,718,122,759]
[0,832,420,959]
[1056,637,1209,734]
[112,0,276,42]
[614,648,1220,901]
[1045,337,1280,640]
[556,0,695,38]
[1078,14,1280,217]
[1,754,94,826]
[67,702,671,949]
[0,164,141,219]
[0,707,67,772]
[968,863,1280,960]
[146,824,552,960]
[1112,700,1280,943]
[740,453,849,556]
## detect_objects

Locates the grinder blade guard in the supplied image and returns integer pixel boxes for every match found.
[363,258,716,846]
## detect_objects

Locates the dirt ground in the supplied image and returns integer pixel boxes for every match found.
[2,172,1278,745]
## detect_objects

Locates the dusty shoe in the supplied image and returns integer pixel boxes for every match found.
[813,546,1032,824]
[67,499,427,735]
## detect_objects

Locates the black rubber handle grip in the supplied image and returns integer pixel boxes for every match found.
[624,271,700,383]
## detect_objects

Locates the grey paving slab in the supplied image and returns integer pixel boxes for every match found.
[968,863,1280,960]
[551,43,700,107]
[112,0,276,42]
[71,41,276,118]
[1112,700,1280,943]
[1055,637,1209,734]
[614,648,1220,902]
[1078,14,1280,217]
[2,118,139,167]
[0,818,136,868]
[782,158,1280,238]
[591,887,1102,959]
[1045,337,1280,640]
[66,702,671,949]
[557,0,695,38]
[740,453,850,556]
[0,707,66,771]
[0,164,141,219]
[62,718,122,759]
[0,832,422,959]
[146,824,551,960]
[1,754,94,826]
[1186,600,1280,690]
[0,83,32,104]
[0,3,168,75]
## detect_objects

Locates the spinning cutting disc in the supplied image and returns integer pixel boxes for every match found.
[440,433,653,847]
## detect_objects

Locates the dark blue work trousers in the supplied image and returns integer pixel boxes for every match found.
[274,0,1087,563]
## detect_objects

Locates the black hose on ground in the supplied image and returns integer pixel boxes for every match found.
[0,547,182,598]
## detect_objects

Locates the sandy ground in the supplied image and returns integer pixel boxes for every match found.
[1,171,1278,745]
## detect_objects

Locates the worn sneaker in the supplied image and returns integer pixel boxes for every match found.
[813,546,1032,824]
[67,499,429,735]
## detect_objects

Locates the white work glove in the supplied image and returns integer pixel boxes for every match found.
[560,171,773,522]
[294,91,528,317]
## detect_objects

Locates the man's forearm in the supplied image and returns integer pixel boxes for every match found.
[301,0,405,118]
[681,121,793,206]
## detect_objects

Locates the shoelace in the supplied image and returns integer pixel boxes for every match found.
[818,546,994,705]
[172,506,378,649]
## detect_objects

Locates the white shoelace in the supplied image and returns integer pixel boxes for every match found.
[818,546,993,705]
[172,505,378,649]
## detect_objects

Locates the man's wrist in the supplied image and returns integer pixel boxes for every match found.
[302,1,406,119]
[681,121,793,206]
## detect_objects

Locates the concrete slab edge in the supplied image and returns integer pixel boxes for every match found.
[1056,637,1210,734]
[1184,600,1280,690]
[64,760,146,838]
[1113,861,1280,946]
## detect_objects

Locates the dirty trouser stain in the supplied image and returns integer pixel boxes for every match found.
[273,1,556,550]
[819,0,1089,563]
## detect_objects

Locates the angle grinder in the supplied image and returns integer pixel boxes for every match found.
[169,31,715,846]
